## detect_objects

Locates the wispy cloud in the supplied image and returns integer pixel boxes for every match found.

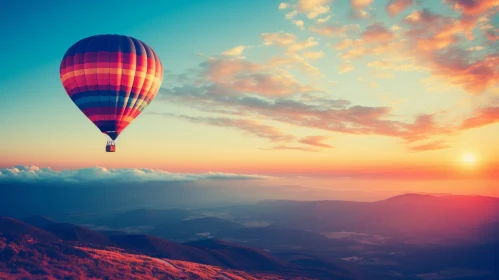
[222,45,246,56]
[361,22,395,42]
[386,0,414,17]
[302,51,325,60]
[261,144,319,152]
[287,37,319,52]
[309,23,360,37]
[461,106,499,129]
[339,63,354,73]
[408,140,450,152]
[201,57,318,97]
[268,53,323,77]
[261,32,297,46]
[158,55,464,146]
[444,0,499,16]
[152,113,295,142]
[299,135,333,148]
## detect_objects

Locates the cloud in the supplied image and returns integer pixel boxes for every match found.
[158,49,497,146]
[285,10,298,19]
[160,77,454,143]
[202,57,318,97]
[444,0,499,16]
[401,114,455,142]
[336,39,402,61]
[398,8,499,94]
[460,106,499,129]
[339,63,354,73]
[154,113,295,142]
[292,19,305,30]
[296,0,331,18]
[467,46,484,51]
[391,24,402,31]
[261,32,297,46]
[315,5,498,95]
[222,45,246,56]
[0,165,272,183]
[278,2,289,9]
[367,59,421,72]
[309,23,360,37]
[403,9,470,49]
[299,135,333,148]
[350,0,373,10]
[348,0,373,19]
[334,39,357,50]
[268,53,323,76]
[263,33,319,55]
[424,49,498,94]
[149,0,499,155]
[316,15,332,24]
[361,22,395,43]
[386,0,414,17]
[287,37,319,52]
[261,144,319,152]
[302,51,325,59]
[408,141,450,152]
[484,29,499,41]
[350,9,370,20]
[327,22,404,62]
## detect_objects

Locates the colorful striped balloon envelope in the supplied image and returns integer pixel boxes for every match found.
[60,34,163,152]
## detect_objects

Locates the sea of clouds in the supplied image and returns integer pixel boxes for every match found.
[0,165,271,184]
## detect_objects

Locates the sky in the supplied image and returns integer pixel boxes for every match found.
[1,0,498,198]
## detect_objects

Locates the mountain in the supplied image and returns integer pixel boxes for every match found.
[377,193,438,205]
[185,239,288,270]
[43,223,114,247]
[0,216,56,243]
[21,215,56,228]
[22,215,114,247]
[110,234,291,272]
[109,234,224,266]
[0,235,298,280]
[370,194,499,241]
[215,194,499,244]
[185,239,355,280]
[17,216,288,271]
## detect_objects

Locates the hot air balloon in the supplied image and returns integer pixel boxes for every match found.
[59,34,163,152]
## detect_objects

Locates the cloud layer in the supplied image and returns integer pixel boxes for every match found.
[0,165,272,184]
[157,0,499,154]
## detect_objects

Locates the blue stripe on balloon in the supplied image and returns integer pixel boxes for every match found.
[74,95,144,110]
[75,102,102,110]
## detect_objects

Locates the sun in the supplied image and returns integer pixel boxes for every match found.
[461,153,477,165]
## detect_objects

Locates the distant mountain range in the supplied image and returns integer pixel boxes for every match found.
[213,193,499,244]
[2,193,498,279]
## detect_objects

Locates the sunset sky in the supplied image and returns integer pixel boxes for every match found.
[1,0,498,198]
